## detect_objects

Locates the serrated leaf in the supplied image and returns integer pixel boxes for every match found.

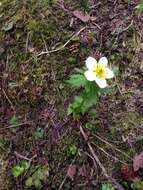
[67,74,87,88]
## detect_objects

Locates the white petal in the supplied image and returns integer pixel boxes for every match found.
[106,68,114,79]
[95,77,107,88]
[85,56,97,70]
[84,70,96,81]
[98,57,108,66]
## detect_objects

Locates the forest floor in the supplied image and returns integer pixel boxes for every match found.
[0,0,143,189]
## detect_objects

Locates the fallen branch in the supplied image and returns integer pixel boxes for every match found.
[37,26,87,57]
[79,125,124,190]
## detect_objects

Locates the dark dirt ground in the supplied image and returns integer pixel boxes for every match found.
[0,0,143,189]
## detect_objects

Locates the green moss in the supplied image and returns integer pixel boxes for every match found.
[112,112,143,132]
[111,112,143,159]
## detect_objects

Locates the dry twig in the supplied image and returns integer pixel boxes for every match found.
[93,133,132,160]
[37,26,87,57]
[79,125,124,190]
[14,151,37,162]
[92,142,126,165]
[2,89,15,111]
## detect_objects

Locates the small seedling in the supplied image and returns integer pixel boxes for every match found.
[131,178,143,190]
[12,160,30,177]
[33,128,44,140]
[67,144,77,156]
[85,122,93,129]
[25,165,49,189]
[10,115,19,126]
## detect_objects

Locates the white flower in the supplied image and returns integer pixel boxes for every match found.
[84,56,114,88]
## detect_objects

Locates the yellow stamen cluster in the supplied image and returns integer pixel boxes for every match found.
[93,64,107,79]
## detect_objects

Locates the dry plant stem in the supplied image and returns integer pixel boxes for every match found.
[0,122,32,131]
[93,133,132,160]
[37,26,87,57]
[79,126,124,190]
[25,32,29,53]
[92,143,126,165]
[14,151,37,162]
[2,89,15,111]
[80,149,97,170]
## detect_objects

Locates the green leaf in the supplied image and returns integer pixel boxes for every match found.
[12,166,24,177]
[81,91,98,114]
[67,74,87,88]
[68,96,83,116]
[102,183,115,190]
[68,87,98,116]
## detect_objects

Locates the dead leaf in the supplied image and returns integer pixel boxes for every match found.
[121,164,135,181]
[67,164,76,180]
[73,10,90,23]
[2,21,14,31]
[133,152,143,172]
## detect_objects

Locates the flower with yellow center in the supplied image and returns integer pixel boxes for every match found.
[84,56,114,88]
